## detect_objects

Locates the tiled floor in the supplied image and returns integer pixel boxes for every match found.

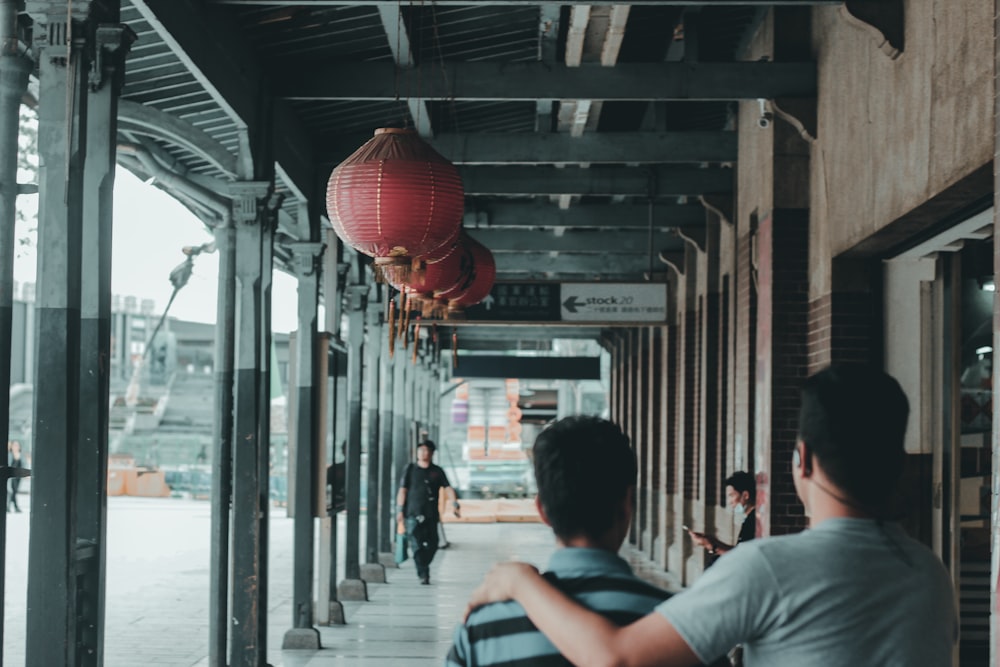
[282,521,556,666]
[1,498,558,667]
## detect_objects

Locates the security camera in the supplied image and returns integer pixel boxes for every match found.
[756,98,772,129]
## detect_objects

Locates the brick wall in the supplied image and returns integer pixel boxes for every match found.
[704,292,721,506]
[808,289,878,374]
[683,303,699,500]
[735,226,757,476]
[759,210,810,536]
[667,324,678,495]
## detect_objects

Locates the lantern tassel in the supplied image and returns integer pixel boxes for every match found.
[452,331,458,369]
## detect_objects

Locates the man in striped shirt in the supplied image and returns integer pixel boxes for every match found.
[447,416,722,667]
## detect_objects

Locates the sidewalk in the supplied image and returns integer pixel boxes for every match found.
[1,497,557,666]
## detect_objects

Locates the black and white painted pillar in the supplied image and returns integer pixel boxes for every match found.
[392,335,409,513]
[338,282,368,600]
[209,219,236,666]
[377,305,395,566]
[228,181,274,667]
[361,291,385,582]
[25,3,128,664]
[0,3,31,659]
[76,19,132,666]
[283,241,324,649]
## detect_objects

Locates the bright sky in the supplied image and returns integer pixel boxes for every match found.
[15,168,300,334]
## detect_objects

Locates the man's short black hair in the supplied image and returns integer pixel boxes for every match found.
[532,416,636,542]
[725,471,755,504]
[798,364,909,510]
[417,439,436,453]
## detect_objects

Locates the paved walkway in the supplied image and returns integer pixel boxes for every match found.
[1,497,558,666]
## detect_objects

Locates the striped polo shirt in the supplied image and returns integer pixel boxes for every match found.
[446,547,671,667]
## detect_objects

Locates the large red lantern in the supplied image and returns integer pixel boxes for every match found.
[326,128,464,283]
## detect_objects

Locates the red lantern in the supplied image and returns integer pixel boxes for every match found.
[446,233,496,316]
[326,128,464,283]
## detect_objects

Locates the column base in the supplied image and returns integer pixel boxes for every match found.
[315,600,346,625]
[338,578,369,601]
[282,627,321,650]
[378,552,398,568]
[361,563,386,583]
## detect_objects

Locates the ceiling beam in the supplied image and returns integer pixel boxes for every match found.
[276,61,817,102]
[117,100,239,178]
[495,271,665,282]
[460,165,732,197]
[376,4,434,137]
[130,0,315,203]
[468,229,686,253]
[326,130,736,165]
[463,202,706,229]
[213,1,843,6]
[493,253,675,275]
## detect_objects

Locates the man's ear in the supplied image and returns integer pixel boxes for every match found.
[794,441,813,477]
[535,495,551,527]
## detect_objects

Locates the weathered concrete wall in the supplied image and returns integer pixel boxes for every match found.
[810,1,994,297]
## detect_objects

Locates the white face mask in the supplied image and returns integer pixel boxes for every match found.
[733,503,745,516]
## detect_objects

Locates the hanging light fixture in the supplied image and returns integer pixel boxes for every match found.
[326,128,464,284]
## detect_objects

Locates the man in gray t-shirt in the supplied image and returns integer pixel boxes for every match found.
[658,518,955,666]
[465,365,957,666]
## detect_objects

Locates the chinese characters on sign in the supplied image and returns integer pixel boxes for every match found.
[463,283,667,323]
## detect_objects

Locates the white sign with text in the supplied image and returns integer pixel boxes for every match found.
[560,283,668,322]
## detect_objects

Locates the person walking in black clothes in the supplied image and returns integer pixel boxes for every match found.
[7,440,23,513]
[395,439,460,584]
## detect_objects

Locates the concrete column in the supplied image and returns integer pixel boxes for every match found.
[209,221,235,664]
[76,20,132,666]
[377,312,396,567]
[316,237,345,626]
[361,292,385,582]
[992,0,1000,659]
[229,181,274,667]
[23,4,115,663]
[283,242,324,650]
[392,335,409,499]
[0,4,31,658]
[338,286,368,600]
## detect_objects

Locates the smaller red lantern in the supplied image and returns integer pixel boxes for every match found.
[445,234,496,318]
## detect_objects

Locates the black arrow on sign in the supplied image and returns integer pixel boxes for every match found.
[562,296,583,313]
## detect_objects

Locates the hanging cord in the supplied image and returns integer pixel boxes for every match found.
[428,1,461,138]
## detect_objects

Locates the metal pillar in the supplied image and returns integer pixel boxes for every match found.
[77,19,131,667]
[361,293,386,581]
[0,4,31,661]
[377,309,396,566]
[316,236,345,625]
[229,182,273,667]
[209,220,235,666]
[25,4,126,664]
[392,337,409,510]
[283,242,324,649]
[338,286,368,599]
